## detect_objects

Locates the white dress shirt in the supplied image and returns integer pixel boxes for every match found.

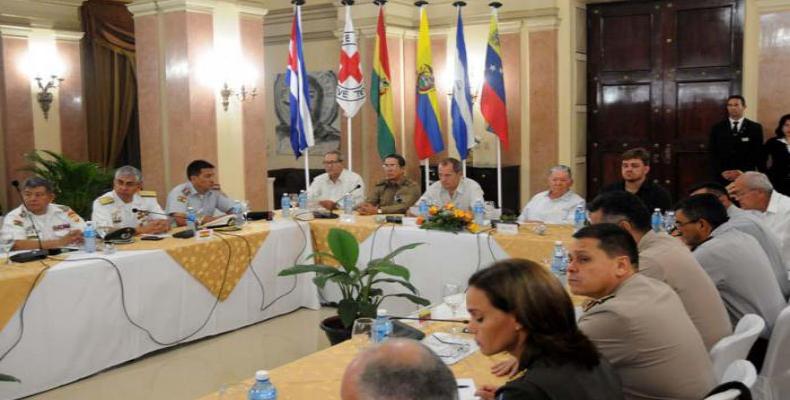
[518,190,584,224]
[1,204,86,241]
[418,177,484,211]
[760,191,790,272]
[307,169,365,207]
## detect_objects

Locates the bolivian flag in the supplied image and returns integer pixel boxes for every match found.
[370,4,397,159]
[414,4,444,160]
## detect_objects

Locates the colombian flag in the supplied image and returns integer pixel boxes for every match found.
[370,5,397,159]
[480,6,509,149]
[414,5,444,160]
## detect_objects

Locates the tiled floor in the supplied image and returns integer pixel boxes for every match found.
[26,307,335,400]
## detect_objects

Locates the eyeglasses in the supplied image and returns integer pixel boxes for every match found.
[674,219,699,229]
[322,160,341,165]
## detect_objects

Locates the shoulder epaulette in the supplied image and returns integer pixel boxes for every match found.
[139,190,157,198]
[99,196,114,205]
[181,186,191,196]
[582,294,616,312]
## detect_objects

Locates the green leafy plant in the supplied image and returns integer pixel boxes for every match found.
[21,150,114,218]
[0,373,20,383]
[418,203,480,233]
[279,228,430,329]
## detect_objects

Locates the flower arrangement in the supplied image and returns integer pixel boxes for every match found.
[417,203,480,233]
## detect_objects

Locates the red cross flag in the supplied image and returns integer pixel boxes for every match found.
[336,4,366,118]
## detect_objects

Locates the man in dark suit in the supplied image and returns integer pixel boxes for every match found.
[709,95,764,183]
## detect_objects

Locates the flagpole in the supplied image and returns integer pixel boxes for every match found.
[462,159,466,177]
[424,159,430,190]
[347,117,353,171]
[304,149,310,191]
[496,140,502,209]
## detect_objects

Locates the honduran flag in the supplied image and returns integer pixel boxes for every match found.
[480,5,509,149]
[414,4,444,160]
[336,4,365,118]
[451,5,475,160]
[286,4,314,158]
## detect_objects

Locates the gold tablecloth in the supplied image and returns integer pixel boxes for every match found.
[198,323,509,400]
[0,259,56,332]
[308,216,383,266]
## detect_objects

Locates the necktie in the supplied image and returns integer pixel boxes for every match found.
[732,121,739,135]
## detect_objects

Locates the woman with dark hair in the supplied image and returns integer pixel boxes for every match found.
[764,114,790,195]
[467,259,623,400]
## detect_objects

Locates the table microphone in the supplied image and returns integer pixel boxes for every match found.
[131,208,172,219]
[9,180,50,263]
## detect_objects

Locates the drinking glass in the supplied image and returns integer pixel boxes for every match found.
[443,283,462,318]
[351,318,374,349]
[0,233,14,264]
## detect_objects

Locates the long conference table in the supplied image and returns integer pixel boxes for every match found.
[0,214,573,399]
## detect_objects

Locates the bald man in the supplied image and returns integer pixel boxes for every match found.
[340,338,458,400]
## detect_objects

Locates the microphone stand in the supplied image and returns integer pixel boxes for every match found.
[9,181,52,263]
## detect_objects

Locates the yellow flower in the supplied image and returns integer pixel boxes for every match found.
[429,206,439,216]
[444,203,455,210]
[468,223,480,233]
[416,216,425,225]
[454,210,464,219]
[463,211,473,222]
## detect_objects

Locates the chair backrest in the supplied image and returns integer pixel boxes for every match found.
[704,389,742,400]
[722,360,757,388]
[761,305,790,377]
[710,314,765,381]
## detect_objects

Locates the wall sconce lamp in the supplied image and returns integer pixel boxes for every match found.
[35,75,64,119]
[219,82,257,111]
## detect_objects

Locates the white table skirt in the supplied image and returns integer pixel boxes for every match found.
[321,226,510,317]
[0,220,320,400]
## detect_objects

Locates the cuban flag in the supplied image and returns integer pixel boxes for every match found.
[451,5,474,160]
[286,4,314,158]
[336,5,365,118]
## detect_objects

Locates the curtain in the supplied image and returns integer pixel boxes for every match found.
[80,0,137,168]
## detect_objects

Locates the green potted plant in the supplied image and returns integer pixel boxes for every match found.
[21,150,114,219]
[279,228,430,344]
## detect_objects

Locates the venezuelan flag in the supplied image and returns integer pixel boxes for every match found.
[480,7,509,149]
[414,5,444,160]
[370,5,397,159]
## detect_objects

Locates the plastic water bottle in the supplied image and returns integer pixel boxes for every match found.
[573,203,586,231]
[298,190,308,210]
[473,200,485,226]
[248,370,277,400]
[281,193,291,218]
[83,221,96,253]
[372,308,393,343]
[663,211,676,233]
[418,199,429,217]
[651,208,664,232]
[343,194,354,215]
[186,206,197,231]
[233,200,245,227]
[550,241,566,284]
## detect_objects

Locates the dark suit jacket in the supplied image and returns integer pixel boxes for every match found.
[495,358,624,400]
[764,136,790,195]
[709,118,764,180]
[602,180,672,212]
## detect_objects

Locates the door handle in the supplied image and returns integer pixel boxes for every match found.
[663,144,672,165]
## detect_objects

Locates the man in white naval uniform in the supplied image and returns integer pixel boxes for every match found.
[92,165,170,234]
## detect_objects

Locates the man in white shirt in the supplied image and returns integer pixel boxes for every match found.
[308,150,364,210]
[729,172,790,275]
[1,177,85,249]
[418,157,484,211]
[518,165,584,224]
[92,166,170,234]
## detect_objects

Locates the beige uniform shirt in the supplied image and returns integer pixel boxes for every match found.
[579,274,715,400]
[365,177,421,214]
[418,177,484,211]
[1,204,86,241]
[638,230,732,350]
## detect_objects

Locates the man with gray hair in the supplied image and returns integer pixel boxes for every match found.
[1,177,85,249]
[92,165,170,234]
[728,171,790,272]
[340,338,458,400]
[518,165,584,224]
[308,150,365,210]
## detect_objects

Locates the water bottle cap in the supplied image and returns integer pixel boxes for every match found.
[554,240,562,245]
[654,208,660,211]
[377,308,388,316]
[255,370,269,380]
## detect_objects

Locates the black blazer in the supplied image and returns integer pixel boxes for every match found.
[709,118,764,180]
[764,136,790,195]
[495,358,624,400]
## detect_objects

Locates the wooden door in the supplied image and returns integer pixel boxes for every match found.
[587,0,743,201]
